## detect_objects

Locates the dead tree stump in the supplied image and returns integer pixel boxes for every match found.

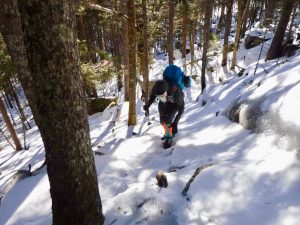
[156,170,168,188]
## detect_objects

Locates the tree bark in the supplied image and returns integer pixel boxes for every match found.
[17,0,104,224]
[181,0,188,72]
[0,0,39,121]
[141,0,149,104]
[264,0,278,27]
[266,0,296,60]
[221,0,234,66]
[0,96,22,150]
[111,20,123,92]
[217,1,226,34]
[189,19,197,74]
[122,4,130,101]
[167,0,175,65]
[230,0,251,70]
[9,80,30,129]
[127,0,137,125]
[201,0,213,93]
[287,6,297,41]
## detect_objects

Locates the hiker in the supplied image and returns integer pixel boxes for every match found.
[143,79,185,149]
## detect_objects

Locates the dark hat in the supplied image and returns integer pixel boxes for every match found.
[155,80,169,95]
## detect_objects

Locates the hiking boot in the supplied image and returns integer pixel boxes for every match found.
[163,138,172,149]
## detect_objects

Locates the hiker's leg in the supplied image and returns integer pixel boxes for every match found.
[160,103,178,139]
[158,102,167,124]
[172,102,185,134]
[161,103,178,125]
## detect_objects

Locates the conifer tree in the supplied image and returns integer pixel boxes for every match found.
[127,0,137,125]
[266,0,296,60]
[201,0,213,93]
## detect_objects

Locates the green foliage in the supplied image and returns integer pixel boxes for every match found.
[80,59,118,97]
[78,40,90,62]
[86,97,117,115]
[97,50,111,61]
[209,33,219,43]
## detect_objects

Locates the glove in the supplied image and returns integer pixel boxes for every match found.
[167,96,175,103]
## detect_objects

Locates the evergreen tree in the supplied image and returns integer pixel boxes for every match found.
[221,0,234,66]
[167,0,175,65]
[266,0,296,60]
[201,0,213,93]
[230,0,251,70]
[0,96,22,150]
[127,0,137,126]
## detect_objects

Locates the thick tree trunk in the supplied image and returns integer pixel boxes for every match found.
[201,0,213,93]
[17,1,104,224]
[127,0,137,125]
[221,0,234,66]
[230,0,251,70]
[266,0,296,60]
[167,0,175,65]
[0,97,22,150]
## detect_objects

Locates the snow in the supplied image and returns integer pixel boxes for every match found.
[1,30,300,225]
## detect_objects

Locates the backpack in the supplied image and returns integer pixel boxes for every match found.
[163,65,191,91]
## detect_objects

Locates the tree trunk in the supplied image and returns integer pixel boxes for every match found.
[248,1,258,28]
[287,6,297,41]
[4,91,14,109]
[217,1,226,34]
[112,21,123,92]
[84,9,98,64]
[167,0,175,65]
[181,0,188,72]
[264,0,278,27]
[127,0,137,126]
[9,80,30,129]
[221,0,234,66]
[230,0,251,70]
[17,1,104,224]
[122,6,130,101]
[201,0,213,93]
[240,0,252,38]
[142,0,149,104]
[0,96,22,150]
[0,0,39,121]
[266,0,296,60]
[189,19,197,74]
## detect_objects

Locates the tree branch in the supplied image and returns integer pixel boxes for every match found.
[85,3,128,20]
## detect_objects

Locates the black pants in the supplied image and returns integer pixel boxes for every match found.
[158,101,184,129]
